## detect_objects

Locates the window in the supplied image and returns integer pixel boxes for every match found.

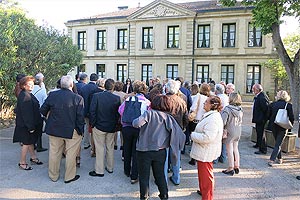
[97,30,106,50]
[142,27,153,49]
[78,31,86,50]
[96,64,105,78]
[246,65,261,93]
[248,23,262,47]
[198,25,210,48]
[77,64,86,73]
[118,29,127,49]
[166,64,178,79]
[222,24,236,47]
[167,26,179,48]
[196,65,209,83]
[221,65,234,84]
[117,64,127,82]
[141,64,152,82]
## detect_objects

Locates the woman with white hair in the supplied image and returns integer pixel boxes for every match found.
[267,90,294,166]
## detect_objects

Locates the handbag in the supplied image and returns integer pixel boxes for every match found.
[222,129,228,139]
[188,95,201,122]
[274,103,293,129]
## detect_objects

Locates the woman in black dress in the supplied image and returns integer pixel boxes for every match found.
[13,76,43,170]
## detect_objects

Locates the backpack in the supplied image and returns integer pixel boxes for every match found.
[122,96,142,124]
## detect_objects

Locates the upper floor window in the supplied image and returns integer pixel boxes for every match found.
[222,23,236,47]
[167,26,179,48]
[166,64,178,79]
[117,64,127,83]
[248,23,262,47]
[221,65,234,84]
[142,27,153,49]
[78,31,86,50]
[97,30,106,50]
[198,25,210,48]
[118,29,127,50]
[246,65,261,93]
[196,65,209,83]
[96,64,105,78]
[141,64,153,83]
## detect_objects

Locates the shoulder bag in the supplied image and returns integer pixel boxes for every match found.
[188,95,201,122]
[274,103,293,129]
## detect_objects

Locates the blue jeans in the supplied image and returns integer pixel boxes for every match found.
[170,149,181,184]
[219,143,227,163]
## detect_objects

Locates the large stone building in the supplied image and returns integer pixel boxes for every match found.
[65,0,277,99]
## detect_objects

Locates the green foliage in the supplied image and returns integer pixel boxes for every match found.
[0,5,82,107]
[283,33,300,60]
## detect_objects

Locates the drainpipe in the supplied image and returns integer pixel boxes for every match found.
[127,21,130,79]
[191,15,196,83]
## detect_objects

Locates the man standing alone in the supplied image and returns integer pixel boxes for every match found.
[252,83,269,154]
[40,75,84,183]
[89,79,121,177]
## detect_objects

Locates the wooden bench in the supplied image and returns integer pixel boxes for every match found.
[251,126,297,153]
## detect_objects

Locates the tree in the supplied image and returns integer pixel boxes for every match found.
[263,33,300,96]
[221,0,300,119]
[0,4,82,108]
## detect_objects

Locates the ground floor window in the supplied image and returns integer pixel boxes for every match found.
[221,65,234,84]
[166,64,178,79]
[96,64,105,78]
[141,64,152,83]
[196,65,209,83]
[117,64,127,83]
[246,65,261,93]
[77,64,86,73]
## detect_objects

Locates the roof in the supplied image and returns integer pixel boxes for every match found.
[66,1,252,23]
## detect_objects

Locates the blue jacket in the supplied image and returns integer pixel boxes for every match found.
[179,87,192,110]
[80,82,102,117]
[76,80,86,96]
[89,91,121,133]
[40,89,84,139]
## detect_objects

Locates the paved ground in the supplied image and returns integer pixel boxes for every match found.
[0,102,299,200]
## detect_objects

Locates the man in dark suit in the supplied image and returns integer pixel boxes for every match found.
[80,73,101,152]
[76,72,88,96]
[40,75,84,183]
[89,79,121,177]
[252,83,269,154]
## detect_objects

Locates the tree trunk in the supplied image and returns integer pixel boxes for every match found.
[271,23,300,120]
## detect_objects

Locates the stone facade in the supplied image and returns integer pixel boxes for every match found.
[65,0,277,99]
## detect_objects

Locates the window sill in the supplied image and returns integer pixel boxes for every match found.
[196,47,213,50]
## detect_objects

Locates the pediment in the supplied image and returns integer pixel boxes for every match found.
[128,0,196,20]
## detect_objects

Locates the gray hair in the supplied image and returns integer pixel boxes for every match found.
[79,72,88,81]
[60,75,73,89]
[215,84,225,94]
[226,83,235,91]
[165,79,180,94]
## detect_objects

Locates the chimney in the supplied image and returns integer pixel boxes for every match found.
[118,6,128,10]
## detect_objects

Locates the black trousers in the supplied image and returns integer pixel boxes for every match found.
[256,122,267,152]
[137,149,168,200]
[122,126,139,180]
[270,128,287,161]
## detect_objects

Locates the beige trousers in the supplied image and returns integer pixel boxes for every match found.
[48,130,82,182]
[93,127,115,174]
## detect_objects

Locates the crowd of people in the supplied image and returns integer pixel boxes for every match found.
[12,72,299,200]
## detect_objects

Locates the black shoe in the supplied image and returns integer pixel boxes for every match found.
[30,158,43,165]
[114,145,117,150]
[105,167,113,174]
[254,150,267,155]
[158,194,168,199]
[296,176,300,180]
[64,175,80,183]
[188,159,196,166]
[169,177,179,186]
[131,179,138,184]
[234,168,240,174]
[120,146,123,150]
[197,190,202,196]
[84,144,91,149]
[36,148,48,152]
[252,144,259,148]
[222,169,234,176]
[89,171,104,177]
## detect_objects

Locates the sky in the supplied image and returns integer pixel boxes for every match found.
[18,0,299,37]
